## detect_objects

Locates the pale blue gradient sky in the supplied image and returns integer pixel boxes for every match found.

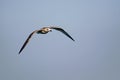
[0,0,120,80]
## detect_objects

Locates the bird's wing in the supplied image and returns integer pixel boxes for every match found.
[19,30,38,54]
[50,27,75,41]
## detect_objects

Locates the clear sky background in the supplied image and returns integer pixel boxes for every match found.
[0,0,120,80]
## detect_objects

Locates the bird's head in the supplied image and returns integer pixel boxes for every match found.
[48,28,52,32]
[43,27,52,32]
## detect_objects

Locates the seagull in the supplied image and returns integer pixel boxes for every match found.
[19,26,75,54]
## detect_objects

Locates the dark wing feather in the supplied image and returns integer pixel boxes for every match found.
[19,30,38,54]
[50,27,75,41]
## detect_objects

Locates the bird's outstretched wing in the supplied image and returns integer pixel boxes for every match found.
[19,30,38,54]
[50,27,75,41]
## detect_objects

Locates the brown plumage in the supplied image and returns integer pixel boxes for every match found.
[19,26,75,54]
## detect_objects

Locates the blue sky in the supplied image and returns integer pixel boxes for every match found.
[0,0,120,80]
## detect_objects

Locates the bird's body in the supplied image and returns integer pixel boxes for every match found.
[37,27,52,34]
[19,26,75,54]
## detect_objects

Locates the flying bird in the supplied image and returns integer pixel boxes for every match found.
[19,26,75,54]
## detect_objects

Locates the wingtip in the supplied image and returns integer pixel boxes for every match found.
[72,39,75,42]
[18,51,21,54]
[70,37,75,42]
[18,52,20,55]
